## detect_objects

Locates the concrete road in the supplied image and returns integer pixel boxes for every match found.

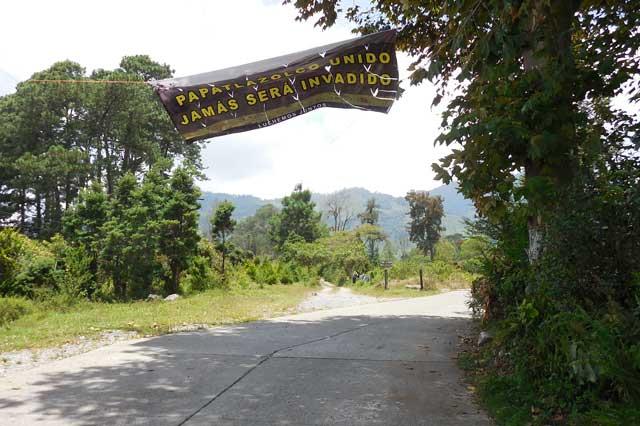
[0,290,490,425]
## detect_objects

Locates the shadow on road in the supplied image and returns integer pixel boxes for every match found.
[0,314,486,425]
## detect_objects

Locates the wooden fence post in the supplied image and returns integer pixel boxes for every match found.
[419,268,424,291]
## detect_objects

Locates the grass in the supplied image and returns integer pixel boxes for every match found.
[0,284,313,353]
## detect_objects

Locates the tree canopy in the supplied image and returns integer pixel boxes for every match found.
[285,0,640,261]
[405,190,444,260]
[0,56,203,239]
[270,184,324,248]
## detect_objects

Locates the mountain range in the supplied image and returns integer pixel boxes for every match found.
[199,182,475,241]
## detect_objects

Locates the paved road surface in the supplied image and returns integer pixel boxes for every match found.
[0,290,490,425]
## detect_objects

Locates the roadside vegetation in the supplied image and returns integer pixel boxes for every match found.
[287,0,640,424]
[0,285,312,352]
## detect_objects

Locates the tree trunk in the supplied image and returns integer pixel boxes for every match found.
[35,191,42,237]
[524,160,544,263]
[19,188,26,231]
[522,1,546,264]
[521,0,578,264]
[221,233,226,275]
[172,265,180,294]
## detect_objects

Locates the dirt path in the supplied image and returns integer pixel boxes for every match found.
[296,279,390,311]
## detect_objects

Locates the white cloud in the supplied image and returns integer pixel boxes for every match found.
[2,0,449,198]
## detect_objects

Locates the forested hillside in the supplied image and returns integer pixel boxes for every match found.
[199,183,475,240]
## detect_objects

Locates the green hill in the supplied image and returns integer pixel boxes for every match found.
[199,183,475,240]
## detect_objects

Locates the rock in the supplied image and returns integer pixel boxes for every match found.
[147,294,162,301]
[164,294,181,302]
[478,331,493,347]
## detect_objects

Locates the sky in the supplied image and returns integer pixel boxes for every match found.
[0,0,450,198]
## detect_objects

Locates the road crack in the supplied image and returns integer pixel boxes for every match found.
[177,322,372,425]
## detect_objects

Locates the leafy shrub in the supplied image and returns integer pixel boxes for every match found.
[228,266,252,289]
[468,166,640,420]
[277,262,295,284]
[46,235,93,299]
[389,253,430,280]
[0,229,25,289]
[0,229,57,297]
[181,255,220,293]
[434,240,458,263]
[0,231,92,301]
[283,231,369,283]
[0,297,33,327]
[12,255,59,297]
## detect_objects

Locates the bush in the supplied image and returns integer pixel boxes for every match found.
[0,229,58,297]
[388,253,428,280]
[278,262,295,284]
[0,231,92,301]
[0,229,25,289]
[12,255,59,297]
[434,240,458,263]
[228,266,252,289]
[283,231,370,283]
[33,289,82,312]
[181,255,220,293]
[46,235,94,299]
[0,297,33,327]
[468,164,640,421]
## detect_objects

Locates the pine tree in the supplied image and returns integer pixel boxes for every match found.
[271,184,323,249]
[159,167,201,293]
[210,201,236,275]
[62,181,109,295]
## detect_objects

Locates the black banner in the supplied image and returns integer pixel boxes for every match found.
[151,30,399,142]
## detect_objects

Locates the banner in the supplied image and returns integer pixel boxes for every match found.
[151,30,399,142]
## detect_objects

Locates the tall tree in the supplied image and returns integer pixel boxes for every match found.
[159,167,201,294]
[99,173,138,299]
[356,223,386,263]
[358,198,380,226]
[231,204,278,257]
[285,0,640,264]
[325,192,354,232]
[0,56,203,238]
[62,180,109,294]
[271,184,323,248]
[405,190,444,261]
[357,197,382,261]
[210,201,236,275]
